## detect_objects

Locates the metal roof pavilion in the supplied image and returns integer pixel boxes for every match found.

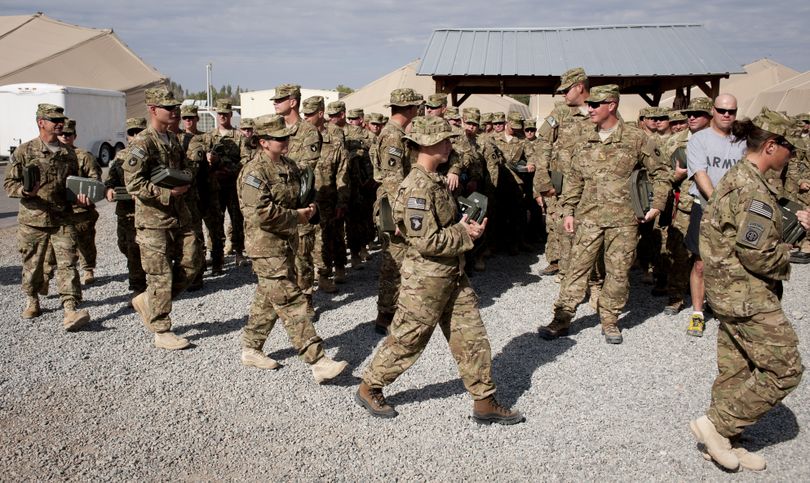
[417,25,744,107]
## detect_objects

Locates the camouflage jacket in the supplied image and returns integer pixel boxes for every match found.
[3,137,80,227]
[394,164,473,277]
[561,120,669,227]
[71,148,102,216]
[785,138,810,206]
[104,149,135,217]
[287,118,321,171]
[315,124,350,217]
[700,158,791,317]
[238,152,302,260]
[451,132,486,187]
[121,127,191,229]
[661,129,695,213]
[344,124,375,195]
[186,132,219,194]
[371,120,412,201]
[201,127,245,181]
[537,102,592,174]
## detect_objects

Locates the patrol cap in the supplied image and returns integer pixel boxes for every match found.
[215,99,233,114]
[367,112,385,124]
[507,112,524,129]
[36,103,66,121]
[586,84,620,103]
[383,116,389,123]
[384,88,424,108]
[126,117,147,131]
[638,107,654,119]
[481,112,493,124]
[425,93,448,109]
[240,117,255,129]
[683,97,713,115]
[271,83,301,100]
[556,67,587,93]
[61,118,76,134]
[524,119,537,129]
[180,104,199,118]
[491,112,506,123]
[445,106,461,120]
[145,86,181,107]
[648,107,671,119]
[254,114,292,138]
[795,112,810,122]
[347,108,364,119]
[326,100,346,115]
[403,116,459,146]
[752,107,804,149]
[462,107,481,125]
[669,111,687,122]
[302,96,325,115]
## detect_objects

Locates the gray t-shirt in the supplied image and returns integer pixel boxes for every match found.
[687,127,746,203]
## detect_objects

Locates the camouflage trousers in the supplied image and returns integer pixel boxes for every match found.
[43,209,99,277]
[316,217,347,275]
[377,232,407,315]
[202,190,224,268]
[363,271,497,400]
[707,309,803,437]
[544,196,562,263]
[17,223,81,305]
[188,203,206,284]
[220,182,244,254]
[295,225,318,295]
[242,256,325,364]
[346,198,375,256]
[136,226,201,333]
[116,213,146,293]
[555,223,638,325]
[665,209,692,299]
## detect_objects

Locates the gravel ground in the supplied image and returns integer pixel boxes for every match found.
[1,202,808,481]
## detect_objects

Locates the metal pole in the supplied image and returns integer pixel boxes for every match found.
[206,63,213,108]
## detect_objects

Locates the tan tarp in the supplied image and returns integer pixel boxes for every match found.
[342,60,531,119]
[0,13,166,118]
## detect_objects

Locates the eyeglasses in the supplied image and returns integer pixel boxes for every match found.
[685,112,707,119]
[558,86,572,95]
[43,117,65,123]
[586,101,610,109]
[59,133,76,137]
[492,121,505,125]
[524,128,536,132]
[273,96,291,103]
[271,135,290,142]
[157,105,180,111]
[774,137,796,154]
[713,107,737,116]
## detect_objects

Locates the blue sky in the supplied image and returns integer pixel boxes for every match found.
[9,1,810,92]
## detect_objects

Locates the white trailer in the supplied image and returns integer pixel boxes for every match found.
[0,83,126,166]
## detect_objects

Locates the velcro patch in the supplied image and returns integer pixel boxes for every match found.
[244,174,262,189]
[130,146,146,160]
[748,199,774,219]
[388,146,403,158]
[410,215,423,231]
[546,116,557,128]
[742,221,764,247]
[407,197,427,210]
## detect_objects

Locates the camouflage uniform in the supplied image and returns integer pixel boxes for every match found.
[363,133,496,400]
[181,124,208,286]
[700,145,802,438]
[490,115,533,252]
[314,120,350,279]
[121,123,201,333]
[344,118,377,257]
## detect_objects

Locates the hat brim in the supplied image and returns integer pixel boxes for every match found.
[403,131,459,146]
[384,100,424,108]
[258,126,293,138]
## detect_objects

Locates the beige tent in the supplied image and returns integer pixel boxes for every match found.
[741,71,810,118]
[342,60,531,119]
[0,13,166,117]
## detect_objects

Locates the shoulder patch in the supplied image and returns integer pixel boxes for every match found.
[748,199,774,219]
[410,215,424,231]
[407,197,427,210]
[741,221,764,247]
[130,146,147,160]
[244,174,262,190]
[546,116,558,128]
[388,146,403,158]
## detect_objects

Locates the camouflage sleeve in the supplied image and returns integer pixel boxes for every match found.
[527,142,553,196]
[121,137,171,206]
[296,129,322,171]
[376,132,408,198]
[336,145,350,210]
[395,184,473,257]
[3,149,26,198]
[446,149,462,176]
[732,190,791,280]
[560,148,584,217]
[104,155,125,189]
[79,151,102,181]
[238,167,299,236]
[641,137,671,211]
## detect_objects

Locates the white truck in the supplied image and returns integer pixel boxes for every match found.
[0,83,127,166]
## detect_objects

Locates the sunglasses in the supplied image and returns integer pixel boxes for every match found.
[273,96,291,103]
[59,132,76,137]
[157,105,180,111]
[685,112,707,118]
[44,117,66,123]
[586,101,610,109]
[714,107,737,116]
[774,137,796,154]
[270,135,290,142]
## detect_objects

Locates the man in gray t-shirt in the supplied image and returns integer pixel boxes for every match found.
[684,93,746,337]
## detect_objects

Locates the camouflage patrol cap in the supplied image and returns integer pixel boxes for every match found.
[507,112,524,129]
[557,67,588,93]
[491,112,506,123]
[425,93,448,108]
[669,111,687,122]
[36,103,66,121]
[795,112,810,122]
[215,99,233,114]
[647,107,671,119]
[180,104,199,117]
[586,84,620,103]
[462,108,480,125]
[145,87,181,107]
[302,96,325,115]
[481,112,493,124]
[403,116,460,146]
[384,88,424,108]
[383,116,390,123]
[638,107,654,119]
[524,119,537,129]
[254,114,292,138]
[684,97,713,115]
[271,83,301,100]
[445,106,461,120]
[347,108,364,119]
[61,118,76,134]
[126,117,147,131]
[752,107,804,149]
[240,117,255,129]
[367,112,385,124]
[326,100,346,115]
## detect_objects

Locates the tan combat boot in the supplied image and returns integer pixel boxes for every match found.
[355,381,397,418]
[472,396,525,425]
[311,356,348,383]
[334,266,346,284]
[63,300,90,332]
[601,319,623,344]
[702,447,766,471]
[588,284,601,310]
[241,348,280,370]
[318,275,337,294]
[22,296,41,319]
[690,415,740,471]
[82,269,95,285]
[132,292,155,333]
[154,331,191,350]
[537,310,573,340]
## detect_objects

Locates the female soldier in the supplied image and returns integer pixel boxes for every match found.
[356,116,524,425]
[690,108,809,471]
[237,114,347,383]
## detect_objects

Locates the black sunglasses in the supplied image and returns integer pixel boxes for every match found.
[685,112,707,118]
[157,105,180,111]
[714,107,737,116]
[774,137,796,154]
[586,101,610,109]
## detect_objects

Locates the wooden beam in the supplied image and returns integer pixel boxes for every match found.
[450,92,458,106]
[455,92,471,106]
[696,81,713,98]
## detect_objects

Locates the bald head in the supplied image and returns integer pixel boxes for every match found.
[711,93,738,134]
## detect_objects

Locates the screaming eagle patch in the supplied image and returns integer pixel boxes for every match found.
[410,215,423,231]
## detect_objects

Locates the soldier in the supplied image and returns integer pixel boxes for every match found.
[236,114,348,382]
[537,85,669,344]
[326,101,347,129]
[3,103,91,330]
[370,88,423,334]
[366,113,385,136]
[639,107,657,135]
[179,104,210,291]
[345,107,376,268]
[669,110,688,133]
[445,106,462,127]
[239,117,259,163]
[784,112,810,262]
[524,119,538,142]
[690,109,808,472]
[104,118,147,299]
[356,116,524,425]
[481,112,493,134]
[122,87,201,350]
[424,93,447,118]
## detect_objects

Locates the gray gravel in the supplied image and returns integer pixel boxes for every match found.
[1,202,808,481]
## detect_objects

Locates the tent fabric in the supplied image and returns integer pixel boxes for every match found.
[0,12,166,118]
[341,60,531,119]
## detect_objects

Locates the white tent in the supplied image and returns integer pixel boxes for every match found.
[0,13,166,118]
[741,71,810,118]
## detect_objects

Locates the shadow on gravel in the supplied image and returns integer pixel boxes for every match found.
[84,305,129,331]
[472,252,542,309]
[734,403,800,452]
[90,272,129,286]
[174,316,245,342]
[0,264,22,286]
[83,292,132,309]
